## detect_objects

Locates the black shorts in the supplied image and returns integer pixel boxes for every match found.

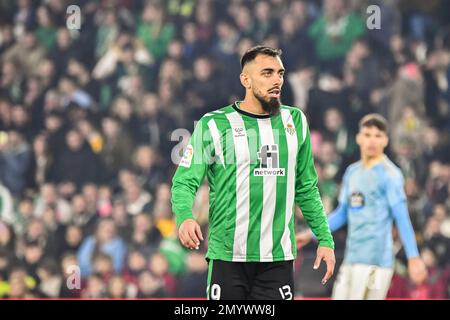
[206,259,294,300]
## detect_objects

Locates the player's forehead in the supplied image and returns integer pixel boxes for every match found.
[359,125,387,135]
[247,54,284,72]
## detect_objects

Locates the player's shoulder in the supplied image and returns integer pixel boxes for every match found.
[379,156,404,180]
[280,105,304,117]
[344,161,362,177]
[199,105,235,122]
[280,105,308,126]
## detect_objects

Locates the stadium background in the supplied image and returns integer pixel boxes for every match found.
[0,0,449,299]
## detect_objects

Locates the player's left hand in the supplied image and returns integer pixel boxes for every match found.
[314,246,336,285]
[408,257,428,285]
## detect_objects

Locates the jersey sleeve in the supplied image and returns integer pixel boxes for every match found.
[295,112,334,249]
[171,117,212,227]
[338,169,349,205]
[386,170,419,258]
[386,170,407,207]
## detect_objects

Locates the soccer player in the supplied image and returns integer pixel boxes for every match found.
[171,46,335,300]
[296,114,428,299]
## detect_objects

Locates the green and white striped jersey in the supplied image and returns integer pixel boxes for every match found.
[171,102,334,262]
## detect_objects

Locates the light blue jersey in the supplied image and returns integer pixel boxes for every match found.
[327,155,419,268]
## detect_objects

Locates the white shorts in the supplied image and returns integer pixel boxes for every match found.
[332,264,394,300]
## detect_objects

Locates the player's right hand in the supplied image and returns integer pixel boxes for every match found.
[178,219,204,250]
[408,257,428,285]
[295,230,313,248]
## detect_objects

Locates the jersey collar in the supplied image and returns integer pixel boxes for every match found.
[232,101,272,119]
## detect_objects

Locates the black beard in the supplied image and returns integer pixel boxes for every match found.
[254,91,281,115]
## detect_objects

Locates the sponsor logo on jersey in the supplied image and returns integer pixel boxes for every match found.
[179,144,194,168]
[349,191,365,209]
[254,145,285,176]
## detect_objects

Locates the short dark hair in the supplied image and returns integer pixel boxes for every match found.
[240,45,282,69]
[359,113,388,133]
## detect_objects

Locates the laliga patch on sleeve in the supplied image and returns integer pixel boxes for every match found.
[179,144,194,168]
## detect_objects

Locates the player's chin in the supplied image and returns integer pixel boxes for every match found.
[267,98,281,115]
[365,150,379,158]
[266,96,281,107]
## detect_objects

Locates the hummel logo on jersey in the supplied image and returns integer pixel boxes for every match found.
[234,127,245,138]
[254,145,285,176]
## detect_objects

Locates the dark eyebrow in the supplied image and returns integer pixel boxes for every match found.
[261,68,285,73]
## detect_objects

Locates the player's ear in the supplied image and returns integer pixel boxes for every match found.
[356,132,362,146]
[240,72,251,89]
[382,134,389,148]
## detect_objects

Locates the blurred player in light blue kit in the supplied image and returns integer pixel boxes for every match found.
[297,114,428,299]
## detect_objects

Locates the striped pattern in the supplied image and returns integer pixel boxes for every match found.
[207,118,225,167]
[256,118,276,261]
[172,104,318,263]
[226,111,251,261]
[280,109,298,259]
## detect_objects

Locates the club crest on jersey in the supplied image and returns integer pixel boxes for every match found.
[179,144,194,168]
[254,145,285,176]
[285,123,296,135]
[349,191,365,209]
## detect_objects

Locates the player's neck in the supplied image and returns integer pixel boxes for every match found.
[361,154,385,168]
[239,97,268,115]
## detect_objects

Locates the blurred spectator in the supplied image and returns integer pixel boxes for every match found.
[176,251,208,297]
[82,273,107,298]
[33,183,72,225]
[0,130,32,196]
[49,28,75,76]
[148,252,176,296]
[137,2,175,62]
[100,115,134,182]
[322,107,357,160]
[52,129,102,189]
[136,270,167,298]
[77,218,126,278]
[108,274,137,298]
[35,5,57,51]
[28,133,53,189]
[5,266,36,298]
[133,145,164,194]
[1,61,25,104]
[0,220,15,254]
[128,213,162,253]
[58,75,93,110]
[185,56,221,120]
[0,185,14,224]
[55,224,83,260]
[123,248,147,287]
[19,238,45,284]
[308,0,365,71]
[36,258,62,298]
[92,252,114,283]
[121,175,152,216]
[2,30,46,77]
